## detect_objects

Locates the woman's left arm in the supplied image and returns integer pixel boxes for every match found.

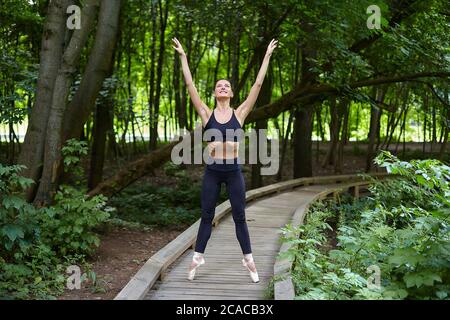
[236,39,278,122]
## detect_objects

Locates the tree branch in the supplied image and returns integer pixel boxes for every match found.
[246,71,450,123]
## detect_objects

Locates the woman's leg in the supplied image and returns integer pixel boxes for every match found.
[194,168,222,253]
[225,169,252,255]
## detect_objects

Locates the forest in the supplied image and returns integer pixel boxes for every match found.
[0,0,449,301]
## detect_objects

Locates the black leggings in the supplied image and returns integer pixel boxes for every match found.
[194,164,252,255]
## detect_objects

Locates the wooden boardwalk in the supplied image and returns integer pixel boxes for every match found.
[145,184,339,300]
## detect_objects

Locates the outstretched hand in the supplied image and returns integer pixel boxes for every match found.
[266,39,278,57]
[172,37,186,56]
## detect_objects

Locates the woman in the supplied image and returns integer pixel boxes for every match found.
[172,37,277,283]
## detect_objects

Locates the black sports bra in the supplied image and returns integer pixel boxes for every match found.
[203,109,244,142]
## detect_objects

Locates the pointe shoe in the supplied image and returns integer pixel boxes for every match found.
[242,257,259,283]
[187,253,205,281]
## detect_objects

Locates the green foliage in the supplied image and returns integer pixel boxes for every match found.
[108,169,202,227]
[278,151,450,300]
[39,186,110,256]
[0,164,39,258]
[163,161,185,177]
[0,146,111,299]
[61,138,88,184]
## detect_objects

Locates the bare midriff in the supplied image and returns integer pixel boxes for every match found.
[207,141,239,159]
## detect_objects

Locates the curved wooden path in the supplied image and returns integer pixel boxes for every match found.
[115,173,392,300]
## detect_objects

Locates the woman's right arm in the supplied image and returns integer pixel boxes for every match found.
[172,38,210,125]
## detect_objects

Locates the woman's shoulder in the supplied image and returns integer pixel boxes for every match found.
[233,108,243,128]
[203,108,214,129]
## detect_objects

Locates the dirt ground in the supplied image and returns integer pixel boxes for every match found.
[58,226,183,300]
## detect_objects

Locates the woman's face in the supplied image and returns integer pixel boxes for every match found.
[214,80,233,99]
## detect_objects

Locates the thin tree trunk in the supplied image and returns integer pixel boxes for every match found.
[431,97,437,153]
[148,0,156,148]
[438,92,449,160]
[180,20,192,129]
[211,34,223,106]
[322,97,341,167]
[173,49,182,129]
[150,0,169,150]
[276,109,294,181]
[230,22,241,104]
[422,91,428,155]
[366,87,385,172]
[336,98,349,173]
[293,105,314,178]
[88,95,112,189]
[8,123,15,165]
[395,105,409,154]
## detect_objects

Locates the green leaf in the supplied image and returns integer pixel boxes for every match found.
[388,248,425,266]
[1,224,24,242]
[2,195,26,209]
[403,272,442,288]
[15,176,35,189]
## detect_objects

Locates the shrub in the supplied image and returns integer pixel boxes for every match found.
[278,151,450,300]
[0,139,111,299]
[39,186,110,257]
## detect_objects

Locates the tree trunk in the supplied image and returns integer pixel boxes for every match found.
[438,93,449,160]
[277,109,294,182]
[394,105,409,154]
[62,0,121,143]
[422,91,428,155]
[293,105,314,178]
[322,97,340,167]
[230,22,241,104]
[150,0,168,150]
[366,87,385,172]
[148,0,157,149]
[33,0,99,206]
[210,34,223,106]
[18,0,68,201]
[88,98,111,189]
[88,44,117,189]
[292,15,318,178]
[173,49,182,130]
[336,98,349,173]
[180,20,192,129]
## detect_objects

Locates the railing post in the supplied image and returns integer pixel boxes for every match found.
[159,268,167,281]
[353,185,360,199]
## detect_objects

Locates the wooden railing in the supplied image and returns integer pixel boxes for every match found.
[115,172,391,300]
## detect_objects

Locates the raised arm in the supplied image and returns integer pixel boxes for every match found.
[172,37,210,126]
[236,39,278,123]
